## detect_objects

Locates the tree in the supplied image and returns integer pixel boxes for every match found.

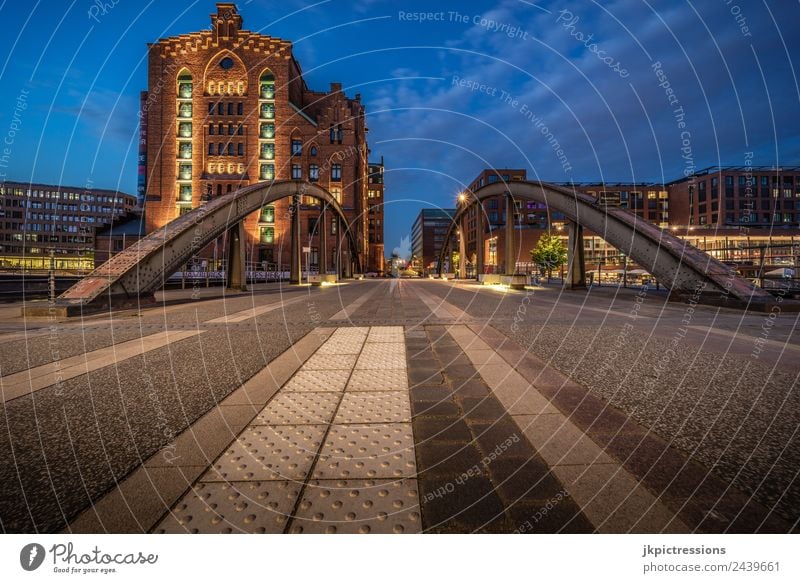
[530,233,568,280]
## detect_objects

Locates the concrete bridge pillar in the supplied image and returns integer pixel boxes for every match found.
[458,216,467,279]
[226,221,248,291]
[504,192,517,275]
[475,208,484,280]
[290,194,302,285]
[567,221,586,289]
[319,203,328,276]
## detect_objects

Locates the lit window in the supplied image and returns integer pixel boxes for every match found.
[260,227,274,244]
[330,187,341,204]
[260,123,275,139]
[260,164,275,181]
[261,205,275,223]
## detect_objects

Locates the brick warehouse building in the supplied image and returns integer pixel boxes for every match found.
[142,3,383,273]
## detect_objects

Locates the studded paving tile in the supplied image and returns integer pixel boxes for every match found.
[360,343,406,358]
[347,369,408,392]
[367,327,405,343]
[313,424,417,480]
[156,481,301,534]
[282,370,350,393]
[255,392,340,425]
[302,353,359,370]
[316,340,365,355]
[201,425,327,482]
[288,479,422,534]
[334,391,412,424]
[355,349,407,370]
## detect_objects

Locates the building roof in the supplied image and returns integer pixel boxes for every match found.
[95,211,146,237]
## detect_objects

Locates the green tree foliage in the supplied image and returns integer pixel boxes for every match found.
[530,233,568,277]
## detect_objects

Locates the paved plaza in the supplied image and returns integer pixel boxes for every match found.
[0,279,797,533]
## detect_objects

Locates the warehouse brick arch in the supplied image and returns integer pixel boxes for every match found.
[56,180,360,312]
[437,180,772,304]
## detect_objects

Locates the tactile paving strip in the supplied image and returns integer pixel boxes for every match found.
[303,353,359,370]
[288,479,422,533]
[155,481,301,534]
[201,425,327,482]
[283,370,350,393]
[347,369,408,392]
[330,327,369,340]
[333,392,412,424]
[255,392,340,425]
[313,424,417,479]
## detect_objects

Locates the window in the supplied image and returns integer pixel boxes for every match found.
[330,187,341,203]
[260,143,275,160]
[292,164,302,179]
[260,103,274,119]
[178,103,192,118]
[261,205,275,223]
[237,103,243,116]
[218,123,224,134]
[488,175,498,183]
[227,103,234,115]
[309,164,319,182]
[260,123,275,139]
[217,103,224,115]
[178,122,192,138]
[292,140,302,156]
[260,227,274,244]
[179,142,192,159]
[209,125,215,136]
[260,72,275,99]
[208,143,215,155]
[337,125,343,144]
[331,164,342,181]
[218,143,224,155]
[208,103,215,115]
[238,143,244,156]
[220,57,234,70]
[329,126,335,144]
[237,124,244,136]
[260,164,275,181]
[310,146,318,157]
[331,216,337,235]
[228,123,234,135]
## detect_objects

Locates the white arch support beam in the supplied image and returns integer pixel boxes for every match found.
[41,181,360,316]
[439,181,775,307]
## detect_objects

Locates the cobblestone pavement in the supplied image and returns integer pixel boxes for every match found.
[0,279,796,533]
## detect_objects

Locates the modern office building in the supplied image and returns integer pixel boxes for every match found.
[0,181,137,271]
[366,157,385,274]
[411,208,455,274]
[141,2,380,273]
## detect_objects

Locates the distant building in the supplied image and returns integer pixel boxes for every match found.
[367,157,385,274]
[94,210,146,266]
[0,181,137,271]
[667,166,800,227]
[411,208,455,274]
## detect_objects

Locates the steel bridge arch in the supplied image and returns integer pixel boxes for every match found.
[58,180,359,309]
[437,180,771,303]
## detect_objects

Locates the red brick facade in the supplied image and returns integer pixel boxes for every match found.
[142,3,378,272]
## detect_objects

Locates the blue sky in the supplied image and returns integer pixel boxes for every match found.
[0,0,798,254]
